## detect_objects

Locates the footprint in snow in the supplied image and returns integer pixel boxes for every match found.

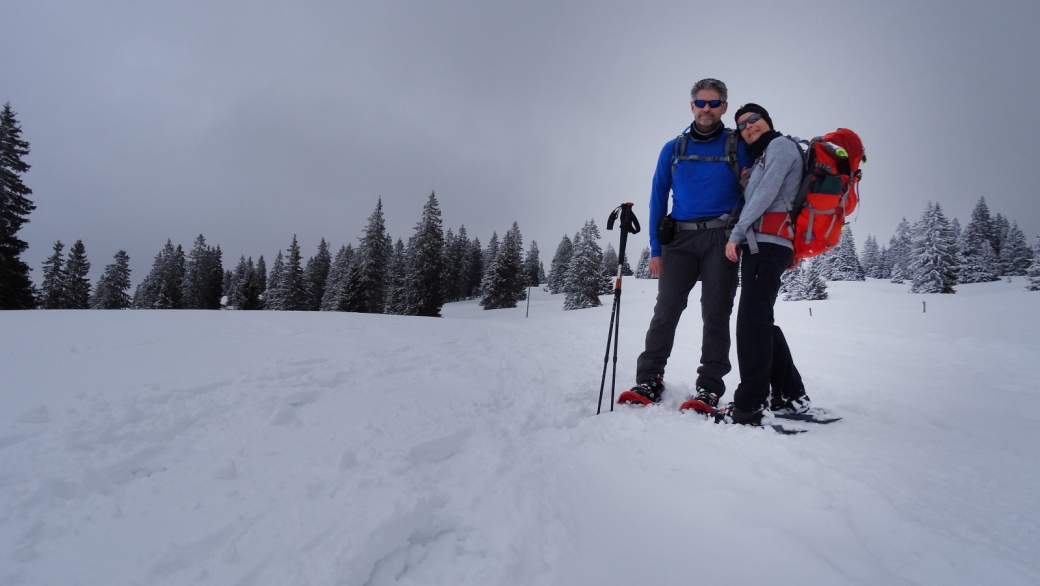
[406,429,473,464]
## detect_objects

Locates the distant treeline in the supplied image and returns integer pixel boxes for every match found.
[32,194,550,316]
[3,103,1040,312]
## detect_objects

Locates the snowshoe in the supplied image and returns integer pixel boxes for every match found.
[772,407,842,424]
[678,388,720,415]
[617,377,664,406]
[714,403,807,435]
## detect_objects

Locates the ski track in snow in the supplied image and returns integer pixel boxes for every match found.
[1,280,1038,585]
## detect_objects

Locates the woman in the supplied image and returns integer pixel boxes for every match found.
[721,104,811,426]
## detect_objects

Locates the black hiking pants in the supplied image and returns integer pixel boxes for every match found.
[636,227,738,395]
[732,243,805,412]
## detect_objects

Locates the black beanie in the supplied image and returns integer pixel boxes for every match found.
[734,103,773,130]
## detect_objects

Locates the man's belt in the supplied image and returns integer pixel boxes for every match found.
[675,218,729,231]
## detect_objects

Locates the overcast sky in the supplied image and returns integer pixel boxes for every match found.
[4,0,1039,284]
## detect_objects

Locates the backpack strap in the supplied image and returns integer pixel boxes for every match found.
[723,130,740,180]
[670,128,742,182]
[748,137,810,253]
[785,136,815,223]
[670,129,688,179]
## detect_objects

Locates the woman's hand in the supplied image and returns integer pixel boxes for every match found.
[725,242,739,263]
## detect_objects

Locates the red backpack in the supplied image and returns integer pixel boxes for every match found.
[757,128,865,260]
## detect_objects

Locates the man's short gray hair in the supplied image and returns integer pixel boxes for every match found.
[691,78,728,102]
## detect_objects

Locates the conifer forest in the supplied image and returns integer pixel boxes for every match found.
[2,102,1039,313]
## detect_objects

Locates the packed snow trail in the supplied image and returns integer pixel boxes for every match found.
[1,280,1038,585]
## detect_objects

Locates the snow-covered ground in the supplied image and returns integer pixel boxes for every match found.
[2,278,1038,585]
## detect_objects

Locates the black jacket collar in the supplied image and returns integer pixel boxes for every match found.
[688,121,724,142]
[747,130,782,160]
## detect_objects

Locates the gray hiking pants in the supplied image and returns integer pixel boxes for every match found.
[636,227,738,395]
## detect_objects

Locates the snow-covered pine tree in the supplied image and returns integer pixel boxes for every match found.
[888,217,913,283]
[206,245,224,309]
[1026,236,1040,292]
[404,192,445,317]
[480,222,525,309]
[861,234,882,279]
[227,257,247,308]
[828,226,865,281]
[441,228,461,303]
[39,240,66,309]
[949,217,962,266]
[479,232,500,298]
[876,245,892,279]
[320,244,353,311]
[564,220,605,310]
[546,235,573,293]
[90,250,132,309]
[523,239,541,286]
[265,251,286,310]
[803,259,828,300]
[909,202,957,294]
[452,227,474,301]
[222,269,235,306]
[384,238,409,314]
[999,222,1032,276]
[174,245,186,302]
[63,239,91,309]
[505,223,526,302]
[226,256,247,309]
[958,197,1001,283]
[181,236,222,309]
[538,261,546,285]
[992,213,1010,274]
[353,199,392,313]
[461,237,483,300]
[814,246,836,281]
[236,258,263,310]
[958,240,997,284]
[601,244,619,277]
[304,238,332,311]
[338,256,366,312]
[783,258,828,301]
[635,247,651,279]
[227,256,249,305]
[182,235,211,309]
[564,231,581,295]
[279,235,308,311]
[0,102,37,309]
[256,255,267,298]
[134,240,185,309]
[223,267,238,307]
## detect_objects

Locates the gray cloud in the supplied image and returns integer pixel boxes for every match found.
[5,0,1038,282]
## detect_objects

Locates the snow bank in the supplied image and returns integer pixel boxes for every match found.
[1,280,1038,585]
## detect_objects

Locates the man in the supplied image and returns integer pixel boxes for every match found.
[619,78,750,410]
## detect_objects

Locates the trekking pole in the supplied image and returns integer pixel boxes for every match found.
[597,202,641,414]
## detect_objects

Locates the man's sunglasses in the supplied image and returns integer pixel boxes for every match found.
[693,99,723,109]
[737,113,763,131]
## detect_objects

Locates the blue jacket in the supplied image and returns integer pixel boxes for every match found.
[648,129,750,256]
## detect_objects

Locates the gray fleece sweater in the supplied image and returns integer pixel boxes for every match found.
[729,136,803,251]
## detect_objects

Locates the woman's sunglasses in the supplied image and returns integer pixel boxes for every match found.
[737,113,763,131]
